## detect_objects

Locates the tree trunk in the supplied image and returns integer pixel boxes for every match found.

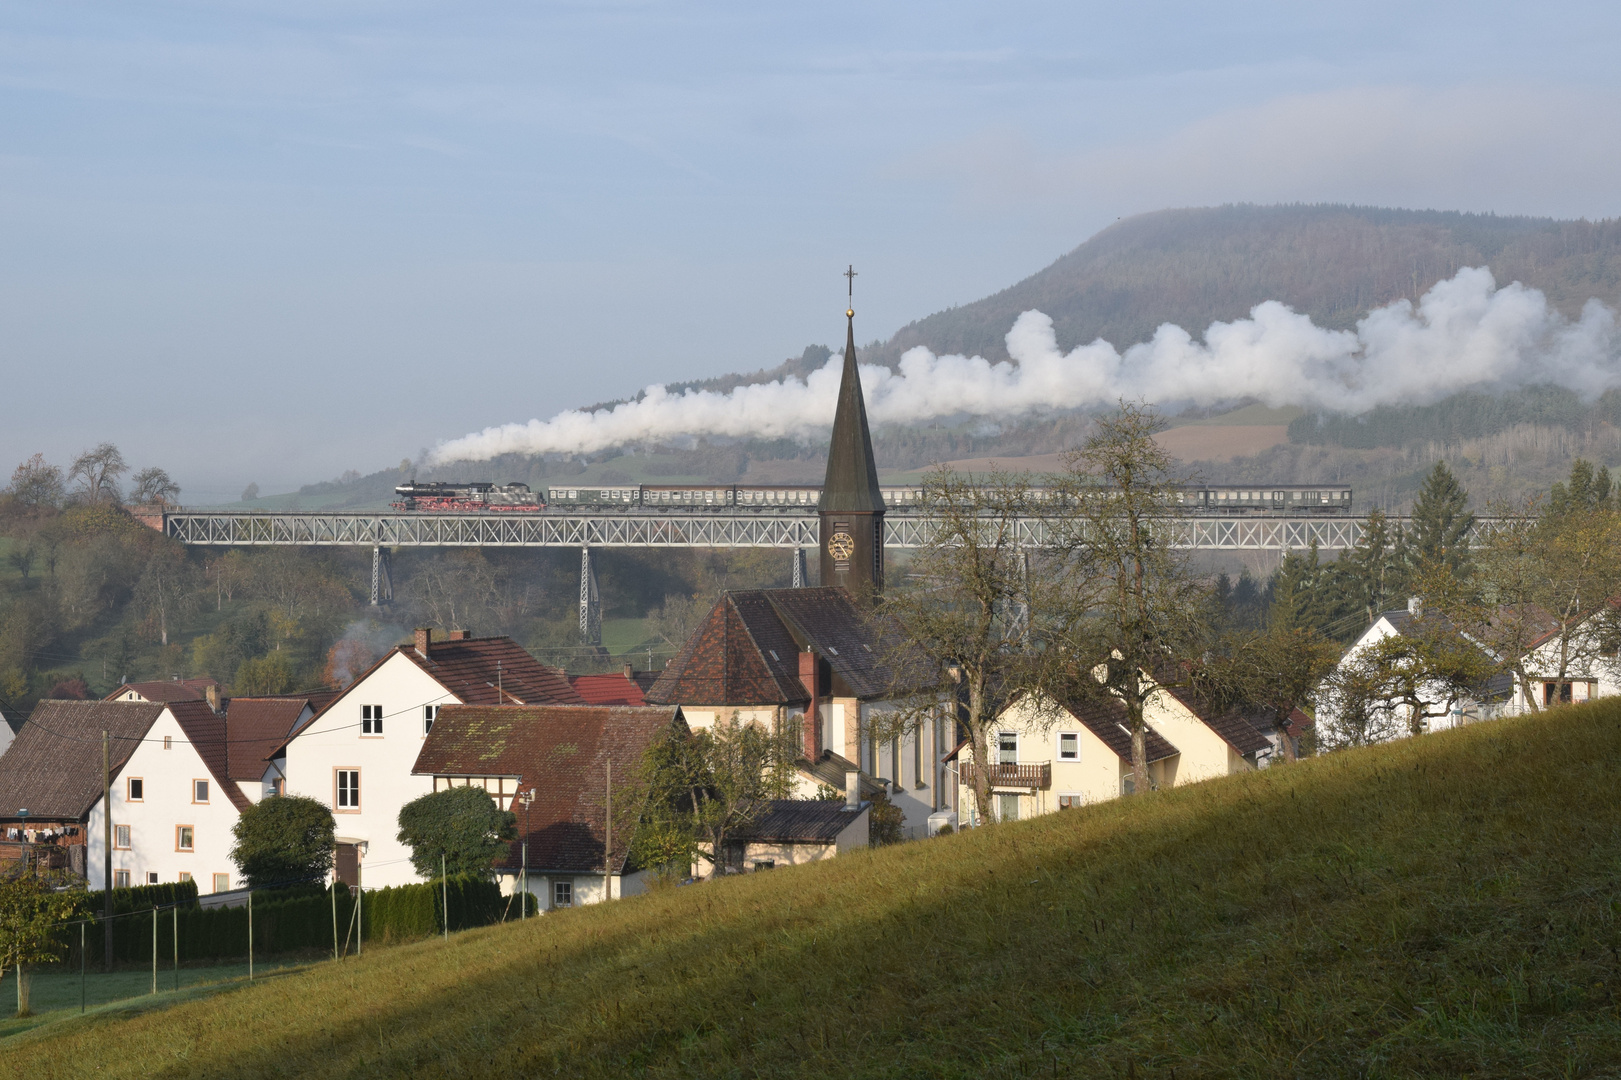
[1130,715,1148,795]
[15,963,29,1018]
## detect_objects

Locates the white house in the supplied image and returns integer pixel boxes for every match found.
[1501,612,1621,714]
[280,629,582,888]
[1318,601,1510,743]
[225,696,325,802]
[0,699,249,891]
[644,587,949,839]
[0,705,17,760]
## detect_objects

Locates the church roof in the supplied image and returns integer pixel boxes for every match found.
[818,310,886,514]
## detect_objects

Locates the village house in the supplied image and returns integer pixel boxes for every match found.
[1319,601,1512,740]
[107,677,221,706]
[643,586,947,839]
[1500,610,1621,714]
[951,680,1270,824]
[411,703,685,909]
[725,786,871,873]
[224,695,328,802]
[278,629,582,888]
[0,699,248,890]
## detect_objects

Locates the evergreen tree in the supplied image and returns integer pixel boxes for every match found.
[1327,509,1410,633]
[1409,462,1474,575]
[1548,459,1614,519]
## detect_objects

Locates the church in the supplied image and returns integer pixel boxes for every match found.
[644,301,954,839]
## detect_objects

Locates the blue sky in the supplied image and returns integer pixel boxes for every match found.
[3,1,1620,501]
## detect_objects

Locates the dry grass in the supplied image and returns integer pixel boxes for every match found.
[8,701,1621,1078]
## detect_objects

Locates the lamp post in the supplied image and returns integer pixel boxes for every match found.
[518,789,534,920]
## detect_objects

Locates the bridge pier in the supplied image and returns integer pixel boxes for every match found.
[579,547,602,646]
[369,546,393,606]
[791,548,807,588]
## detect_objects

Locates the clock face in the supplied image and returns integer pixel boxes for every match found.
[827,531,856,561]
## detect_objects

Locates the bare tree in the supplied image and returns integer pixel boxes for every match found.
[129,467,180,505]
[5,454,64,508]
[1055,402,1213,794]
[875,468,1084,824]
[67,443,127,505]
[132,546,197,647]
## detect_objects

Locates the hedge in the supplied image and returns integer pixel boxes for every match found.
[61,875,520,965]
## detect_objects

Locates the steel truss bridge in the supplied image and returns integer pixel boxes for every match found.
[164,509,1380,553]
[164,508,1413,640]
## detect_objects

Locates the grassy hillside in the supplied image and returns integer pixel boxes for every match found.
[10,702,1621,1077]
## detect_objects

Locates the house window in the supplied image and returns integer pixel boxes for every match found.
[1057,733,1079,761]
[553,881,573,908]
[176,826,194,852]
[178,872,192,883]
[127,777,144,801]
[193,779,210,804]
[163,736,172,750]
[1544,682,1575,706]
[423,705,438,734]
[1058,794,1082,810]
[147,872,159,885]
[114,870,131,888]
[753,860,776,872]
[336,770,360,811]
[997,793,1020,821]
[212,873,230,893]
[997,732,1018,765]
[270,778,285,797]
[114,824,131,849]
[362,704,383,735]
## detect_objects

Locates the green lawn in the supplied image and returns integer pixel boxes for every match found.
[0,959,309,1041]
[7,702,1621,1077]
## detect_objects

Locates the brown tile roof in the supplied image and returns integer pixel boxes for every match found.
[735,799,866,843]
[411,704,683,875]
[644,588,930,707]
[168,700,251,812]
[1057,695,1181,765]
[0,700,164,821]
[105,680,209,703]
[1165,687,1274,757]
[397,636,583,706]
[569,673,647,707]
[224,698,308,781]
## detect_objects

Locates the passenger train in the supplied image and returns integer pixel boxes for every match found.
[396,481,1353,514]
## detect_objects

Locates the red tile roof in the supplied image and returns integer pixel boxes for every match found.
[223,697,309,781]
[569,673,647,707]
[411,704,683,875]
[396,636,583,706]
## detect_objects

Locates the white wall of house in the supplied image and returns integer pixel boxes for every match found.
[1142,692,1251,783]
[283,652,458,888]
[85,708,242,892]
[497,869,653,910]
[1321,615,1495,737]
[1505,630,1621,714]
[0,715,13,760]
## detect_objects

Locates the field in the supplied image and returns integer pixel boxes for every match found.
[6,701,1621,1077]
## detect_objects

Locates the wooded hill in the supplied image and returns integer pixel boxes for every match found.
[255,204,1621,512]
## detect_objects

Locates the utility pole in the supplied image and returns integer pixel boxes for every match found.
[442,852,448,941]
[102,730,112,973]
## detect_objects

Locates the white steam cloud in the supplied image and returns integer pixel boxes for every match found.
[432,267,1621,463]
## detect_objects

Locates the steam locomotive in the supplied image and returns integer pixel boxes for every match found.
[393,481,1354,515]
[391,482,544,512]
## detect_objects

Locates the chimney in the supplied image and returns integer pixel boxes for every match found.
[448,629,472,641]
[845,770,861,810]
[205,685,221,715]
[623,661,634,679]
[1408,597,1423,618]
[414,628,432,657]
[799,650,821,758]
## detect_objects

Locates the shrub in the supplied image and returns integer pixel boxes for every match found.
[396,787,516,880]
[230,795,335,888]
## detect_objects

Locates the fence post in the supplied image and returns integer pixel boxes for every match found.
[442,853,448,941]
[172,906,178,992]
[331,876,339,961]
[248,890,253,981]
[151,905,157,995]
[79,922,85,1015]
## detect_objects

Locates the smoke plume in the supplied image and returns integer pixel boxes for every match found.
[432,268,1621,463]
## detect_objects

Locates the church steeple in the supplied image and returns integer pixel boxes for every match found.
[818,270,885,596]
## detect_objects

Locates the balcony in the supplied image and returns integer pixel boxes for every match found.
[958,761,1051,790]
